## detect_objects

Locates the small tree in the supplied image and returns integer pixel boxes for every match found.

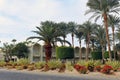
[13,42,29,59]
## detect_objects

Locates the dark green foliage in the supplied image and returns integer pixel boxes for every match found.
[13,42,29,59]
[56,46,74,59]
[91,51,102,60]
[104,51,116,59]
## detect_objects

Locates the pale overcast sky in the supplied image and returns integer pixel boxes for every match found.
[0,0,93,46]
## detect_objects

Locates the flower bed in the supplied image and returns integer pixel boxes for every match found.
[0,59,120,75]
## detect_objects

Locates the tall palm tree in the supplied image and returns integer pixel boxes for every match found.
[74,25,83,60]
[81,21,96,60]
[108,15,120,60]
[58,22,69,46]
[27,21,62,62]
[94,26,106,60]
[68,22,77,47]
[86,0,120,60]
[115,27,120,43]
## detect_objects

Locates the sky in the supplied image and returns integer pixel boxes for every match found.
[0,0,92,47]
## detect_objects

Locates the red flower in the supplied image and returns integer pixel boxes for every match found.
[101,65,113,74]
[74,64,87,74]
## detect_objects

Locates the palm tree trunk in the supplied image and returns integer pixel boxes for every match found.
[102,46,105,60]
[63,37,65,46]
[79,40,82,60]
[72,33,74,47]
[112,26,116,60]
[86,34,90,61]
[103,13,112,60]
[44,43,52,63]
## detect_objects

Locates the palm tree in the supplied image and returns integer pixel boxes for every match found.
[94,26,106,60]
[81,21,96,60]
[108,15,120,60]
[27,21,62,62]
[115,27,120,43]
[74,25,83,60]
[86,0,120,60]
[58,22,69,46]
[68,22,77,47]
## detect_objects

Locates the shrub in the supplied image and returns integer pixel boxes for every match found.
[0,61,6,67]
[74,64,87,74]
[47,60,62,70]
[91,51,102,60]
[17,58,29,66]
[77,60,86,66]
[95,66,102,72]
[65,62,73,71]
[104,51,114,59]
[101,65,113,74]
[94,60,102,67]
[85,60,94,72]
[56,46,74,59]
[35,62,45,69]
[28,65,35,71]
[106,61,120,71]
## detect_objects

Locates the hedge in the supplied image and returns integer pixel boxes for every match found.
[56,46,74,59]
[104,51,118,59]
[91,51,102,60]
[91,51,118,60]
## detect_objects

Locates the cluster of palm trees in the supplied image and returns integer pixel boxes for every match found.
[28,0,120,62]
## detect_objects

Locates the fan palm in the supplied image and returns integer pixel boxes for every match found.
[86,0,120,60]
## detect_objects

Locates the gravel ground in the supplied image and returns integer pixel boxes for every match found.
[0,69,120,80]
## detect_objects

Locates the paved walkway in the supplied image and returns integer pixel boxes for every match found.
[0,69,120,80]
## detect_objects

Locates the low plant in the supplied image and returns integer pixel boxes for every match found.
[79,66,87,74]
[94,60,102,67]
[85,60,94,72]
[65,62,73,71]
[0,61,6,67]
[101,65,113,74]
[77,60,86,66]
[95,66,102,72]
[17,58,29,69]
[74,64,87,74]
[106,61,120,71]
[17,58,29,66]
[47,61,57,70]
[28,65,35,71]
[16,66,24,70]
[47,60,62,70]
[35,62,45,69]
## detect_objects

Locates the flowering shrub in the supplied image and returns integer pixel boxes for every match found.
[101,65,113,74]
[95,66,101,72]
[79,66,87,74]
[74,64,87,74]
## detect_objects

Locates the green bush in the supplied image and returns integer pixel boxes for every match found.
[91,51,102,60]
[106,61,120,71]
[104,51,114,59]
[35,62,45,69]
[56,46,74,59]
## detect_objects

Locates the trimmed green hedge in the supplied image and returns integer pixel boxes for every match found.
[56,46,74,59]
[91,51,118,60]
[91,51,102,60]
[104,51,115,59]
